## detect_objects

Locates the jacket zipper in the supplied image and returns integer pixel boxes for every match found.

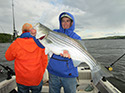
[64,29,66,33]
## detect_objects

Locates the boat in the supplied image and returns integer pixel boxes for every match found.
[0,66,121,93]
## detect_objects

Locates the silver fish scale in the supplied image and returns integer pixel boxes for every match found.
[47,31,97,67]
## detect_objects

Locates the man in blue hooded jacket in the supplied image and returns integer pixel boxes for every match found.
[47,12,81,93]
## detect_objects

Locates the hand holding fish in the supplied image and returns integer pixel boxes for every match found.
[60,50,71,59]
[34,23,112,85]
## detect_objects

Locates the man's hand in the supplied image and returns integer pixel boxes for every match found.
[30,28,36,36]
[60,50,71,59]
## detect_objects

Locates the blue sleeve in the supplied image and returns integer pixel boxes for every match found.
[71,32,82,40]
[33,37,45,49]
[74,34,82,40]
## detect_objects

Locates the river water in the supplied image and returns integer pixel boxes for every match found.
[0,39,125,92]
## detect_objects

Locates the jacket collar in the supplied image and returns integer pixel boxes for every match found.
[20,32,34,38]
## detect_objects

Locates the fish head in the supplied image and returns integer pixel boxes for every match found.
[34,22,49,40]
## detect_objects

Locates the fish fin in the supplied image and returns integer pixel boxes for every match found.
[72,60,83,67]
[45,47,51,54]
[91,65,113,85]
[45,39,53,44]
[76,40,87,51]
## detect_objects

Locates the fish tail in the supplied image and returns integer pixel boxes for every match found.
[91,65,113,85]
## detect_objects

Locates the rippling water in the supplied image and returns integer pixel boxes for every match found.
[0,39,125,92]
[84,39,125,82]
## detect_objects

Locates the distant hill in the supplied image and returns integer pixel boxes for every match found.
[98,36,125,39]
[0,33,125,43]
[0,33,13,43]
[85,36,125,40]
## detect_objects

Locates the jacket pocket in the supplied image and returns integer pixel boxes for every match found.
[48,58,69,76]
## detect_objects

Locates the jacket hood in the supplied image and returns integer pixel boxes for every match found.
[16,38,38,52]
[59,12,75,32]
[16,33,38,52]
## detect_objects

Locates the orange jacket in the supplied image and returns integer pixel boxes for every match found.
[5,38,48,86]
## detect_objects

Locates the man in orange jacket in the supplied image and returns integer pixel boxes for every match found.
[5,23,48,93]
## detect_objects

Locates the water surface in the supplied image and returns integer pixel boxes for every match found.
[0,39,125,92]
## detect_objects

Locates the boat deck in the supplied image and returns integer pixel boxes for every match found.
[34,67,99,93]
[41,80,98,93]
[0,67,121,93]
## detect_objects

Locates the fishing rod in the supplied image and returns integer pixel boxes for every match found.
[12,0,18,40]
[106,53,125,71]
[0,64,15,80]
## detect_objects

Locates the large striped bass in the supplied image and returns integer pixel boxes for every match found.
[34,22,112,85]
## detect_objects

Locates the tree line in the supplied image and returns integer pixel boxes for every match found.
[0,33,125,43]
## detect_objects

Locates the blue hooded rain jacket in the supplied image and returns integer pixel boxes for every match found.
[47,12,81,77]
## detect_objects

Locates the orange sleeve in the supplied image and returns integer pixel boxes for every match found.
[5,41,17,61]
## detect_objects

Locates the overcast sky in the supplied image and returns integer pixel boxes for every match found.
[0,0,125,39]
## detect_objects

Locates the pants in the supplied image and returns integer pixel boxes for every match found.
[17,80,43,93]
[49,73,77,93]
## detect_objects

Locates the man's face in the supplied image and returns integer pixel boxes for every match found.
[61,17,73,29]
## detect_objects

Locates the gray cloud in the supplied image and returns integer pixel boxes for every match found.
[62,0,125,30]
[0,0,125,39]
